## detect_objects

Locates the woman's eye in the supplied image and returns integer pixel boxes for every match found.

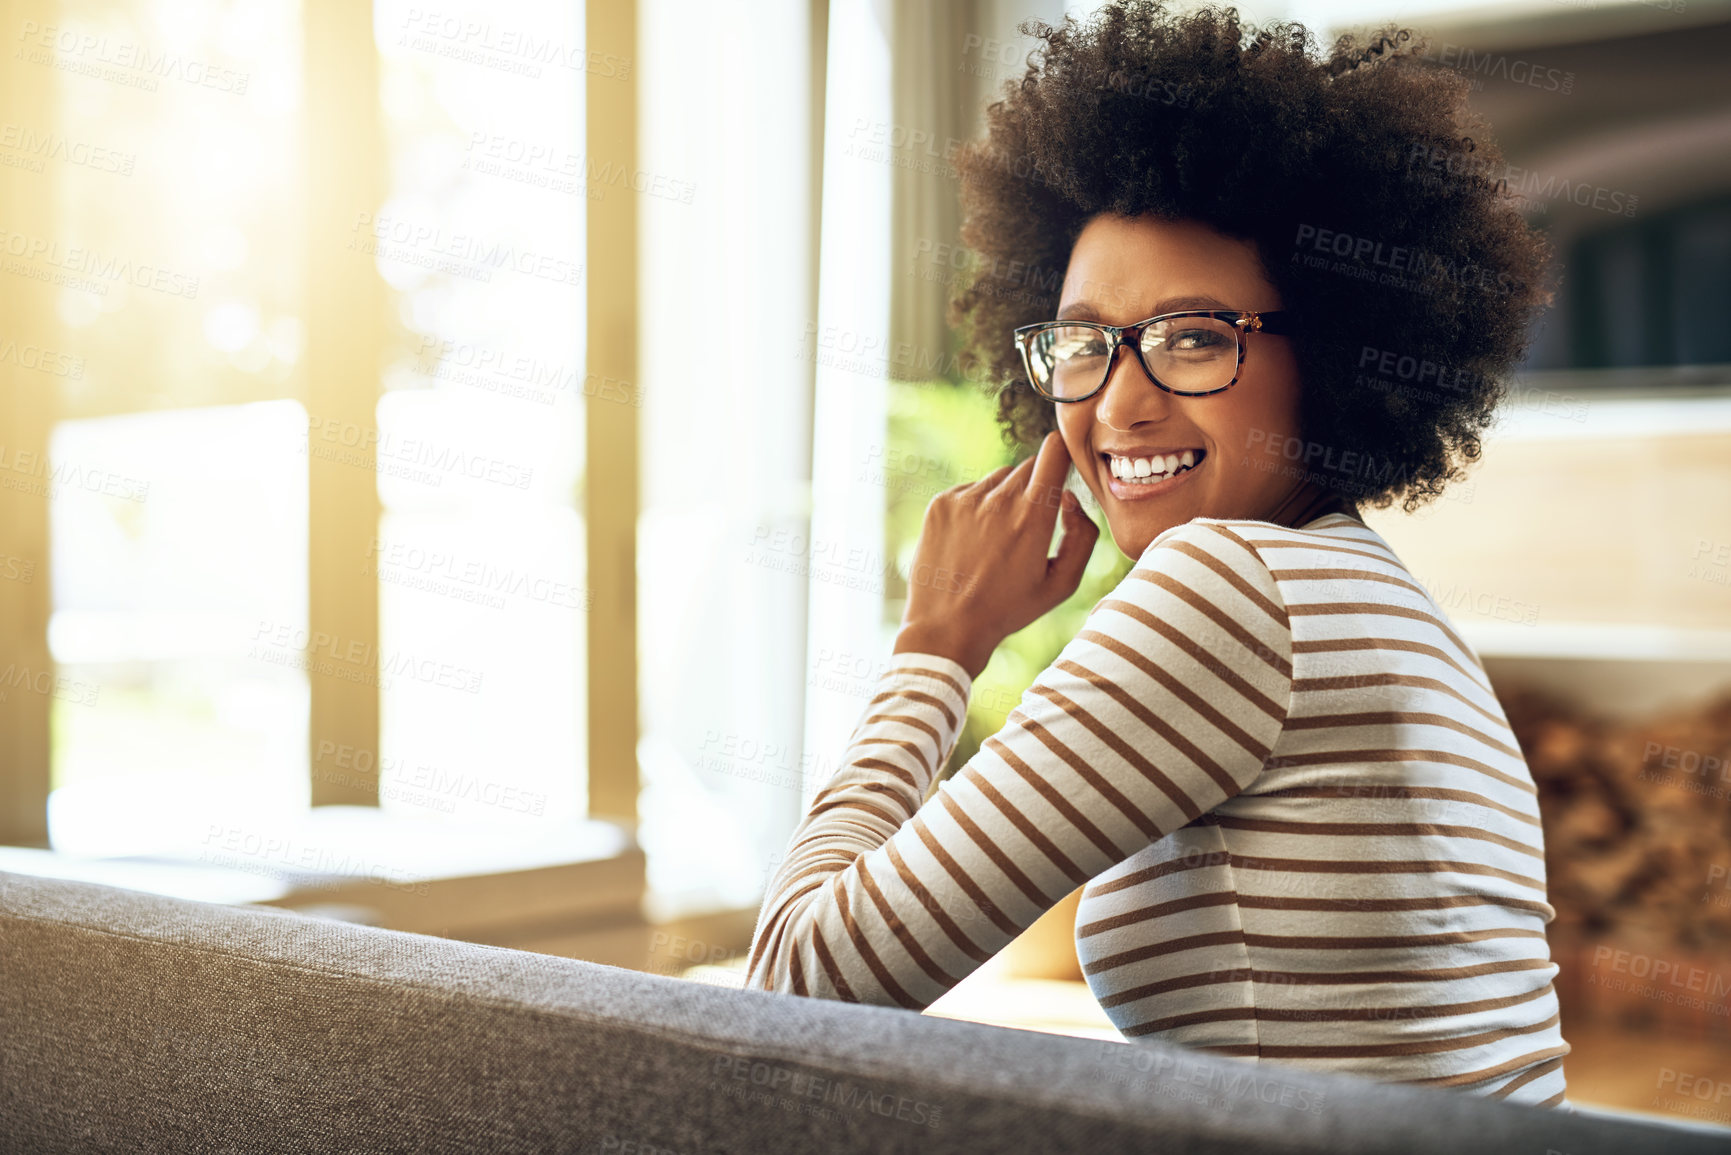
[1168,329,1229,353]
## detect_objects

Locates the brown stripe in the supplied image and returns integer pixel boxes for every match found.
[746,913,785,982]
[787,943,809,996]
[1408,1044,1572,1089]
[852,757,920,790]
[1253,983,1554,1023]
[1229,854,1546,891]
[961,766,1089,885]
[1059,641,1275,795]
[1536,1089,1567,1108]
[1489,1055,1565,1100]
[1030,671,1211,814]
[1103,958,1554,1009]
[884,838,991,964]
[1240,927,1546,951]
[1290,600,1485,678]
[910,812,1021,938]
[1209,815,1546,860]
[936,789,1053,910]
[1085,602,1287,730]
[861,714,942,756]
[887,662,969,701]
[1084,929,1246,974]
[855,856,962,990]
[848,737,933,782]
[1292,635,1492,701]
[807,795,904,829]
[1121,1007,1259,1035]
[978,732,1126,860]
[1175,529,1287,626]
[1282,564,1489,666]
[1269,565,1427,601]
[1099,968,1249,1009]
[808,778,915,817]
[1251,958,1555,987]
[1122,567,1292,679]
[1256,785,1541,828]
[1263,746,1536,797]
[1235,893,1556,919]
[1239,537,1401,570]
[1085,847,1230,897]
[866,686,957,730]
[1283,709,1524,761]
[1077,890,1241,938]
[832,877,921,1009]
[1292,672,1506,730]
[1256,1010,1560,1059]
[809,923,856,1001]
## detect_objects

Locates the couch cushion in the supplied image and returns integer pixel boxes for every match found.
[1,870,1720,1154]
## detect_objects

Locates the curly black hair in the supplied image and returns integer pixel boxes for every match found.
[949,0,1554,512]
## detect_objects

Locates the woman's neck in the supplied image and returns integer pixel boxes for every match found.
[1262,481,1359,529]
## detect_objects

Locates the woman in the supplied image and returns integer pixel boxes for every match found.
[746,1,1567,1109]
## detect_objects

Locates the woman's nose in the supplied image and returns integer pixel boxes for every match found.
[1093,340,1173,430]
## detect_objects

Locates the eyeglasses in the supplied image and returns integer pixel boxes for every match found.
[1013,309,1294,402]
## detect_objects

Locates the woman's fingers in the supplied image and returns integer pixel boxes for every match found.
[1022,431,1073,516]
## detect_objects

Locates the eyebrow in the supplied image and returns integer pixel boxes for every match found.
[1056,295,1233,322]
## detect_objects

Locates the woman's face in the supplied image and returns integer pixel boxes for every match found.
[1052,212,1326,560]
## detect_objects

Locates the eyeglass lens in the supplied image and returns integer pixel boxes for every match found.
[1027,316,1240,398]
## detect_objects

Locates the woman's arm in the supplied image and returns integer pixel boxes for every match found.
[744,517,1293,1006]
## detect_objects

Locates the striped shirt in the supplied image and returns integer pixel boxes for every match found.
[746,511,1569,1109]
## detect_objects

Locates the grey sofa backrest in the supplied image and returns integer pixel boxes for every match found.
[2,870,1722,1154]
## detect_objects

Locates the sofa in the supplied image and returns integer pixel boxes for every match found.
[3,870,1726,1154]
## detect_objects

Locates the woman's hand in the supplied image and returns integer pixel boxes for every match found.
[892,431,1100,680]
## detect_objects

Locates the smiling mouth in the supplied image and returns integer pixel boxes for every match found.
[1102,448,1206,485]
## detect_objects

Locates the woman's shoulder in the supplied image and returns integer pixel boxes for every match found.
[1137,510,1407,575]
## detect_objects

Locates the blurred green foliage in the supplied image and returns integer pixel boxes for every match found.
[881,379,1136,786]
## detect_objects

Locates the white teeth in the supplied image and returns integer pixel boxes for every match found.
[1106,450,1204,485]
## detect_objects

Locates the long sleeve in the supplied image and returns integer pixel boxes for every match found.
[744,518,1293,1007]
